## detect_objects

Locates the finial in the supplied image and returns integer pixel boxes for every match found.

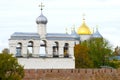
[71,24,76,34]
[39,2,45,12]
[72,24,75,31]
[65,27,68,34]
[82,13,85,21]
[93,27,94,33]
[73,24,75,29]
[96,25,98,31]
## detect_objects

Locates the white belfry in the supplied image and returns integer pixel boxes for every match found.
[9,3,80,69]
[9,3,102,69]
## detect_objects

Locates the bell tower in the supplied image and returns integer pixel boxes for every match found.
[36,3,48,39]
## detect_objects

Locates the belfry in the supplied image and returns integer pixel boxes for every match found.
[9,3,80,69]
[9,3,102,69]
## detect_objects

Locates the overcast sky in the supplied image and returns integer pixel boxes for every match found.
[0,0,120,52]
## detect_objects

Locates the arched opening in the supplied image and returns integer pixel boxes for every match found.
[53,42,59,57]
[40,40,46,57]
[27,41,33,57]
[16,42,22,57]
[64,43,69,58]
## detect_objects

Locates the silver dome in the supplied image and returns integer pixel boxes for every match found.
[92,29,102,38]
[71,29,80,40]
[36,13,48,24]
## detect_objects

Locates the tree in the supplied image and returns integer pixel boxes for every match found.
[81,38,113,68]
[2,48,9,54]
[74,44,94,68]
[0,52,24,80]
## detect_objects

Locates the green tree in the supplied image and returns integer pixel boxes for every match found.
[81,38,113,68]
[74,44,94,68]
[0,52,24,80]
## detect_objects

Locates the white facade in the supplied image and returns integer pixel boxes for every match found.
[80,35,91,41]
[9,5,102,69]
[18,58,75,69]
[9,7,80,69]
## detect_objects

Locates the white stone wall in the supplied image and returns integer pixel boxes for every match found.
[80,35,91,41]
[18,58,75,69]
[37,24,46,39]
[9,38,76,69]
[9,39,76,58]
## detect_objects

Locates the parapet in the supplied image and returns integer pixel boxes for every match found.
[23,69,120,80]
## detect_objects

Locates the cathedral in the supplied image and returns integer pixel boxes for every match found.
[9,3,102,69]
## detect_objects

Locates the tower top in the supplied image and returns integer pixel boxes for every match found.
[36,2,48,24]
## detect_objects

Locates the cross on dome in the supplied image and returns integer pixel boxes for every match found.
[82,13,86,20]
[39,2,45,11]
[36,2,48,24]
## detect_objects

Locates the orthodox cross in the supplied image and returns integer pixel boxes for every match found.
[82,13,85,20]
[39,2,45,11]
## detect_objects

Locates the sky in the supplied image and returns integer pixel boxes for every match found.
[0,0,120,52]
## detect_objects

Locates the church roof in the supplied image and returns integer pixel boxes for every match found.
[71,28,80,40]
[77,19,91,35]
[10,32,79,41]
[10,32,40,40]
[47,33,78,40]
[36,13,48,24]
[92,28,102,38]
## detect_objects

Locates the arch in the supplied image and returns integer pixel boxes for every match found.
[27,41,34,57]
[53,42,59,57]
[16,42,22,57]
[64,43,69,57]
[40,40,47,57]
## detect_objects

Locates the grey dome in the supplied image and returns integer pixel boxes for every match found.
[92,29,102,38]
[71,29,80,40]
[36,13,48,24]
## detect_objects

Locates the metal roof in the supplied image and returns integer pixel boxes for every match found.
[92,29,102,38]
[10,32,40,40]
[10,32,80,41]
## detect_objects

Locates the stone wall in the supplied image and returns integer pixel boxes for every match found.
[18,58,75,69]
[23,69,120,80]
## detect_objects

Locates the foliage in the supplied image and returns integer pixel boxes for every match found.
[109,60,120,68]
[0,52,24,80]
[2,48,9,54]
[74,44,94,68]
[81,38,113,68]
[74,38,120,68]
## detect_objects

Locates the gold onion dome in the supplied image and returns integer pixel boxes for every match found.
[77,19,91,35]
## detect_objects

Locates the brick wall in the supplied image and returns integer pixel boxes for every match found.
[23,69,120,80]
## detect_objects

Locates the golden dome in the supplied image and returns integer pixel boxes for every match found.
[77,20,91,35]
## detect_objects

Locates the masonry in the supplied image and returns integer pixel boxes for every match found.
[23,69,120,80]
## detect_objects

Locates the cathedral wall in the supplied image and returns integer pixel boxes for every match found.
[18,58,75,69]
[80,35,91,41]
[23,69,120,80]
